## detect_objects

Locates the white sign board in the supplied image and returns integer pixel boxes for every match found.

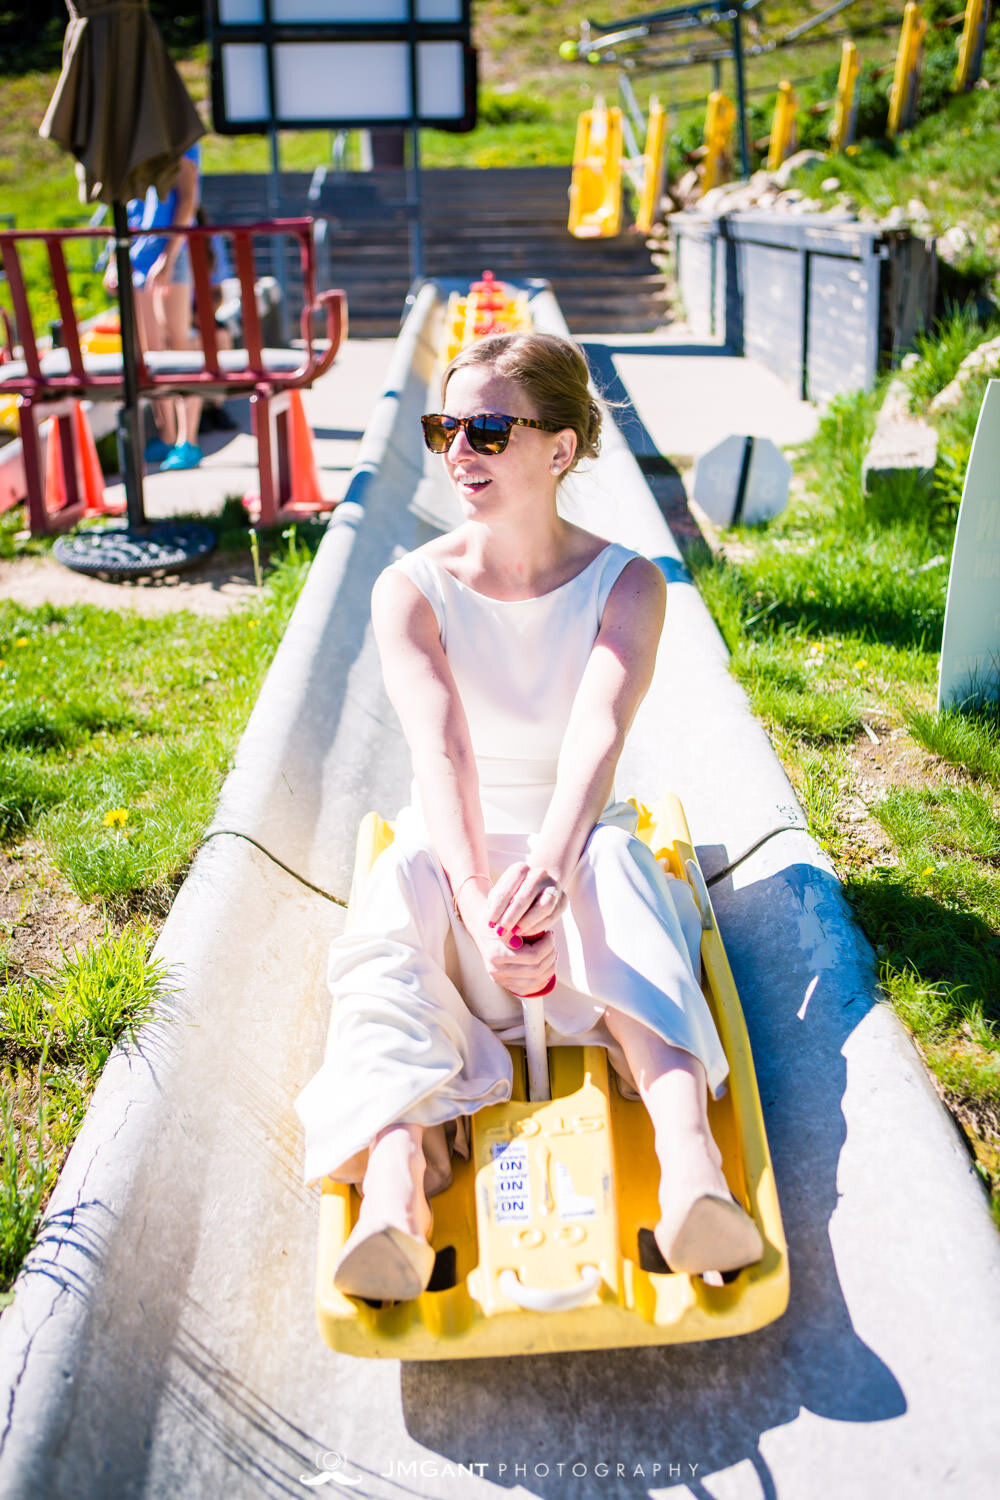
[692,433,791,527]
[220,39,467,124]
[938,378,1000,710]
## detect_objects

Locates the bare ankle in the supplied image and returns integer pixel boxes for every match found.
[359,1123,432,1241]
[654,1128,729,1219]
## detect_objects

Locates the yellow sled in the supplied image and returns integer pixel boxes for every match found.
[314,794,788,1358]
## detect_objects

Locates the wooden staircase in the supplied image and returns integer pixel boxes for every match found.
[201,168,669,337]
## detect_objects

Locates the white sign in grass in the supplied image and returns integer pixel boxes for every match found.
[938,378,1000,711]
[692,434,791,527]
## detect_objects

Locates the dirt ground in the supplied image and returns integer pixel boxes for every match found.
[0,548,262,618]
[0,842,107,982]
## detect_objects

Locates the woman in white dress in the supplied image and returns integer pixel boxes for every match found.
[295,332,762,1300]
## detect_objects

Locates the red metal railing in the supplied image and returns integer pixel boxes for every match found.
[0,218,345,398]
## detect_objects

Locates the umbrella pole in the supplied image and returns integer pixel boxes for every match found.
[112,200,147,530]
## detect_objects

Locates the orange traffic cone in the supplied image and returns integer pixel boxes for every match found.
[287,388,326,510]
[76,402,123,517]
[44,402,124,520]
[43,412,74,519]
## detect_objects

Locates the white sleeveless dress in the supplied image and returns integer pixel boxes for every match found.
[295,542,729,1186]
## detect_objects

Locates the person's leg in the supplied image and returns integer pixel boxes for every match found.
[134,288,176,448]
[179,393,202,450]
[160,284,201,451]
[356,1121,433,1240]
[605,1008,763,1273]
[333,1121,436,1300]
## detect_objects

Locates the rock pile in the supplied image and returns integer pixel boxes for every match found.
[929,334,1000,413]
[664,150,855,219]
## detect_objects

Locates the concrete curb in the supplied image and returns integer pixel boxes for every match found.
[1,280,998,1500]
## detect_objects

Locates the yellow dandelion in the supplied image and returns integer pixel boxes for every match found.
[103,807,130,828]
[15,637,29,647]
[921,866,934,877]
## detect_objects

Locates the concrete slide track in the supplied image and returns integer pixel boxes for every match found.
[1,281,998,1500]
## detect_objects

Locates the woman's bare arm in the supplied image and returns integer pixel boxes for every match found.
[488,556,666,937]
[371,566,488,892]
[371,567,557,994]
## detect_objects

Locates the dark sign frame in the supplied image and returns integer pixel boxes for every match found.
[207,0,477,134]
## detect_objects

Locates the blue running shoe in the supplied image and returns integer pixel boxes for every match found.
[144,437,171,464]
[159,442,203,472]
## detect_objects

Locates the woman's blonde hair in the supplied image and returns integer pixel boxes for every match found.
[442,332,602,471]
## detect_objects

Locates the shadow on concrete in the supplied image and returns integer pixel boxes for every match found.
[582,340,708,560]
[399,858,905,1497]
[304,425,367,443]
[582,342,664,461]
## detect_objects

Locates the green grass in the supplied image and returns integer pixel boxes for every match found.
[904,303,1000,410]
[2,925,167,1079]
[732,633,866,744]
[909,705,1000,788]
[1,924,168,1293]
[0,532,313,905]
[794,747,852,854]
[690,314,1000,1213]
[0,1082,47,1295]
[0,527,316,1290]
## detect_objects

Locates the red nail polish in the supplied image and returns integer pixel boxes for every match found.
[508,934,523,950]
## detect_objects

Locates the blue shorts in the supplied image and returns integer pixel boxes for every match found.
[132,240,191,289]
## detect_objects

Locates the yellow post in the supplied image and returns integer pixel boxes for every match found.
[568,96,624,238]
[635,97,666,234]
[888,1,927,137]
[702,91,736,194]
[831,40,860,153]
[955,0,989,92]
[766,81,799,173]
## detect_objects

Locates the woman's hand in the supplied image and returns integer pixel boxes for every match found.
[487,860,567,940]
[457,884,557,997]
[146,252,170,293]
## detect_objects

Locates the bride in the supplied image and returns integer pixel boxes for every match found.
[295,330,763,1301]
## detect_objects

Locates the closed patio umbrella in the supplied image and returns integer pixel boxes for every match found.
[39,0,210,568]
[40,0,203,209]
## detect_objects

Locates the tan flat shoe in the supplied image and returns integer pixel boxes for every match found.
[655,1193,764,1276]
[333,1220,436,1302]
